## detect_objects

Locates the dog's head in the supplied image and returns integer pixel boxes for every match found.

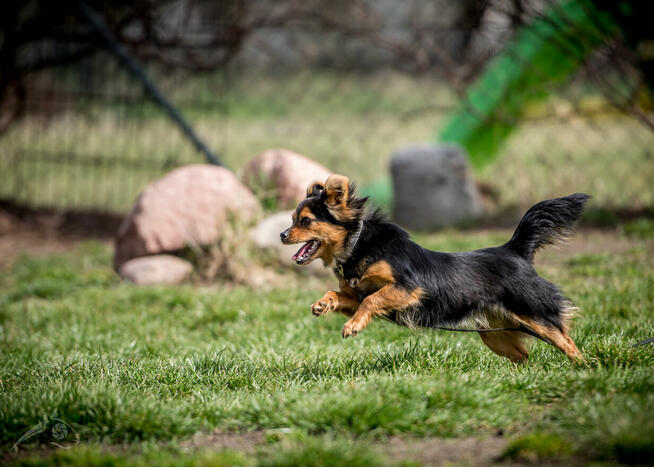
[280,174,367,265]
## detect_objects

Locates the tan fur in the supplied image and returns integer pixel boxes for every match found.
[310,257,424,338]
[355,260,394,294]
[285,211,347,265]
[342,284,424,338]
[311,280,360,318]
[514,315,582,361]
[324,175,349,206]
[323,175,359,222]
[361,261,394,281]
[471,306,581,362]
[312,223,347,264]
[479,331,531,363]
[298,207,316,221]
[476,310,532,363]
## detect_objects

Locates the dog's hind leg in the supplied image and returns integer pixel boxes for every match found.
[514,316,582,361]
[479,330,531,363]
[477,313,531,363]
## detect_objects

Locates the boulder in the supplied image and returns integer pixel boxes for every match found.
[119,255,193,285]
[241,149,332,208]
[114,164,261,270]
[390,144,483,230]
[250,211,329,275]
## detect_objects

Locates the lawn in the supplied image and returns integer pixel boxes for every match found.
[1,220,653,465]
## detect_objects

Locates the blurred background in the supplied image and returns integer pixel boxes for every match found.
[1,0,653,218]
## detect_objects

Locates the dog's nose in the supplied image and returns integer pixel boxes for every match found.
[280,229,289,242]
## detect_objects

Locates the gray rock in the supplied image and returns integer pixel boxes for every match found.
[250,211,329,275]
[390,144,482,230]
[119,255,193,285]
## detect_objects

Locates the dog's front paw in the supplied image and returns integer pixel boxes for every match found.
[311,301,328,316]
[342,319,362,338]
[311,292,338,316]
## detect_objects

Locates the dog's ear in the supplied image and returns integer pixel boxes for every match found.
[306,181,324,198]
[324,175,349,207]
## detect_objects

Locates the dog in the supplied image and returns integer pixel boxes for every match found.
[280,174,589,362]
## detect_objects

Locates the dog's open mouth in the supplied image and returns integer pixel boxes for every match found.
[292,240,320,264]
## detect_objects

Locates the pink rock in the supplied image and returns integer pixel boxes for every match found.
[114,165,260,270]
[241,149,332,209]
[119,255,193,285]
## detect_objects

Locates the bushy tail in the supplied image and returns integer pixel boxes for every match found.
[505,193,590,263]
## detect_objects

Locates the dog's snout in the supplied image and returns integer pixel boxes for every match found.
[280,229,290,242]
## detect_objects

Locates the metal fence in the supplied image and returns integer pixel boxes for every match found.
[2,6,653,215]
[0,49,228,212]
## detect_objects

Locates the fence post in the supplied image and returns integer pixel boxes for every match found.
[77,1,223,167]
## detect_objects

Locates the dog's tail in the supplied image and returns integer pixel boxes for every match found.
[505,193,590,263]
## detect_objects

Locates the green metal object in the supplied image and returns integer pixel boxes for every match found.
[436,0,616,168]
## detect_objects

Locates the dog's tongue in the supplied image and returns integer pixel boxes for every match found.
[292,241,313,261]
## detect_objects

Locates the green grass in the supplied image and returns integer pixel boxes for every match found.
[501,432,573,462]
[1,226,653,465]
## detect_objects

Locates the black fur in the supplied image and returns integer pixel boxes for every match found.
[336,194,589,331]
[506,193,590,263]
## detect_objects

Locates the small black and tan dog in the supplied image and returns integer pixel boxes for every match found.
[280,175,589,362]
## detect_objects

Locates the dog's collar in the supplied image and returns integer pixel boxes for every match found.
[346,219,364,257]
[335,219,364,277]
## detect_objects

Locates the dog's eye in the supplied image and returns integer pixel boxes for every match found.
[300,217,311,227]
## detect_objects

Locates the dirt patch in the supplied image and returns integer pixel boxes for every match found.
[0,226,83,270]
[180,430,266,453]
[2,431,584,466]
[0,201,120,270]
[180,432,513,465]
[178,432,567,466]
[384,435,507,466]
